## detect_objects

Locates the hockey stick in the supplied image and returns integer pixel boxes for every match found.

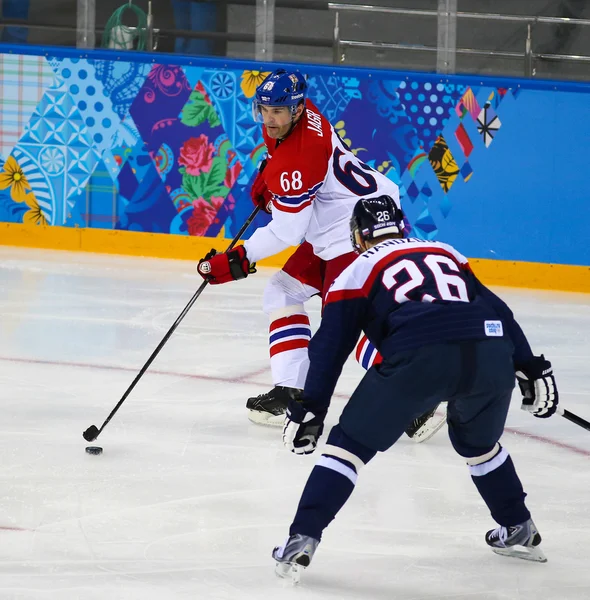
[407,403,447,443]
[83,205,261,442]
[557,406,590,432]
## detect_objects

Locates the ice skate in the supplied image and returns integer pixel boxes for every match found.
[272,533,319,584]
[485,518,547,562]
[246,386,302,426]
[405,403,447,443]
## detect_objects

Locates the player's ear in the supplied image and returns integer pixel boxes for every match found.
[295,102,305,119]
[354,230,367,253]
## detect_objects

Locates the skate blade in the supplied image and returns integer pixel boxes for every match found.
[410,413,447,443]
[492,545,547,563]
[275,561,301,584]
[248,410,285,427]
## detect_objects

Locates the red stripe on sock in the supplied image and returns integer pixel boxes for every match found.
[356,335,369,363]
[269,314,310,333]
[269,338,309,358]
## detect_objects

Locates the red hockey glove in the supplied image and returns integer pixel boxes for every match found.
[250,159,272,214]
[197,246,256,285]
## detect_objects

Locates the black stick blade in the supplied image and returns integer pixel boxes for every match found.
[83,425,99,442]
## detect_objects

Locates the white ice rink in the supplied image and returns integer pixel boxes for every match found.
[0,246,589,600]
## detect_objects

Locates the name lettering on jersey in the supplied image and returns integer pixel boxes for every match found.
[360,238,413,258]
[306,109,323,137]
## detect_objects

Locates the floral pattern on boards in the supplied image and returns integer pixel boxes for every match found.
[174,84,233,236]
[181,82,221,129]
[0,156,46,224]
[146,64,191,100]
[0,53,518,243]
[0,156,31,202]
[179,135,215,177]
[122,68,237,237]
[240,70,271,98]
[428,136,460,193]
[179,148,228,201]
[20,194,47,225]
[187,196,224,236]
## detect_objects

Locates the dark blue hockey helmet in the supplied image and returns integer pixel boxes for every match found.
[252,69,308,122]
[350,195,405,253]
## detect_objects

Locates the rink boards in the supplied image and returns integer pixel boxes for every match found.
[0,45,588,292]
[1,221,589,292]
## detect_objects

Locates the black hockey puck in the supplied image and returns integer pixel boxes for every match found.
[85,446,103,455]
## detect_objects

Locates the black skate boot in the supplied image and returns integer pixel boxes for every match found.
[246,386,302,426]
[485,518,546,562]
[405,403,447,443]
[272,533,319,583]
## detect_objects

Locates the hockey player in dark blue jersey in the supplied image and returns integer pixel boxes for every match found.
[272,195,559,582]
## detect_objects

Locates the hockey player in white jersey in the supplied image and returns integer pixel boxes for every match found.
[196,68,447,437]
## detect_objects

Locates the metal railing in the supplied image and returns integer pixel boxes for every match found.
[0,18,161,52]
[0,19,333,53]
[329,3,590,77]
[1,1,589,80]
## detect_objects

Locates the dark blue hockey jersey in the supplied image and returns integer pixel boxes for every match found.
[303,238,535,413]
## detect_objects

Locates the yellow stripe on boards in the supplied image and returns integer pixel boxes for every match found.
[1,223,589,292]
[0,222,296,268]
[469,258,590,293]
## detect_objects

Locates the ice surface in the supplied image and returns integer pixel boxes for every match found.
[0,247,589,600]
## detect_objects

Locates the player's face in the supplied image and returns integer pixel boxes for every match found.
[260,105,299,139]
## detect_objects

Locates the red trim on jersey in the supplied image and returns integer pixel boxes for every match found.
[325,288,367,303]
[269,338,310,357]
[272,198,314,214]
[325,245,469,306]
[269,313,310,333]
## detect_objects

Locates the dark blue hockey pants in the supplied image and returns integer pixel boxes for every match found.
[341,338,516,455]
[289,339,532,540]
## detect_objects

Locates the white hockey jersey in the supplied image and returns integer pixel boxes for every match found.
[244,100,400,263]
